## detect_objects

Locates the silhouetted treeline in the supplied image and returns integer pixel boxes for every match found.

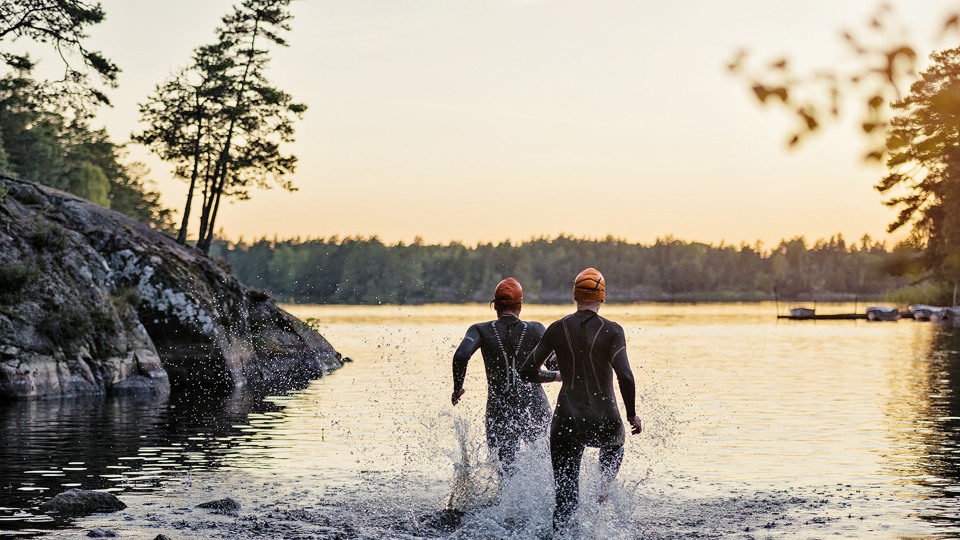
[210,234,909,304]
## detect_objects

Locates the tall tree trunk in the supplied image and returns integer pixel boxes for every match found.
[177,193,192,244]
[177,109,205,244]
[197,143,228,252]
[197,183,211,246]
[198,166,229,253]
[197,151,217,245]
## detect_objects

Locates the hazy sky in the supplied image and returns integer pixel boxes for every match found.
[63,0,960,246]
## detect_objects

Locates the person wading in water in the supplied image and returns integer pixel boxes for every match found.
[451,277,556,474]
[520,267,642,530]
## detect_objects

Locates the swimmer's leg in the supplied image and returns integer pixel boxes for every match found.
[497,435,520,474]
[488,411,522,476]
[597,444,624,503]
[551,425,584,530]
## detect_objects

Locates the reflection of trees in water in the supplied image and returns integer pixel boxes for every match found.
[915,328,960,480]
[884,325,960,528]
[0,387,288,517]
[882,326,937,478]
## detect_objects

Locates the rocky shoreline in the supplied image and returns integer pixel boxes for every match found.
[0,176,345,399]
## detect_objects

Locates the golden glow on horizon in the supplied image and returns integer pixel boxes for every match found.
[73,0,959,246]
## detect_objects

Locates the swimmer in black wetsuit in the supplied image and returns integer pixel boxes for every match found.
[520,267,643,530]
[451,277,555,473]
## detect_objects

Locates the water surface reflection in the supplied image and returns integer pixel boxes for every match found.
[889,326,960,530]
[0,387,292,533]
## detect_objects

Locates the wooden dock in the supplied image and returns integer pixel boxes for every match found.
[777,310,913,321]
[777,313,866,320]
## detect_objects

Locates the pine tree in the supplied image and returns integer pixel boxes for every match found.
[134,0,305,252]
[878,46,960,283]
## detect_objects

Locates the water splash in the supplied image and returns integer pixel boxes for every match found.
[445,417,499,512]
[440,414,645,539]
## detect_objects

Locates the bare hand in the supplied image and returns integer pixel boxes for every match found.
[627,416,642,435]
[452,388,465,405]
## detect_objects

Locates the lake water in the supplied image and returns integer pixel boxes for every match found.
[3,302,960,539]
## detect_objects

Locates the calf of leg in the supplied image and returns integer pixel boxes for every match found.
[551,428,585,530]
[487,413,520,474]
[597,445,624,502]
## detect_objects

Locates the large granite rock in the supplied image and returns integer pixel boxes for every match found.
[0,176,344,399]
[38,488,126,516]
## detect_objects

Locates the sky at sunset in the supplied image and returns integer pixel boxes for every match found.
[50,0,960,246]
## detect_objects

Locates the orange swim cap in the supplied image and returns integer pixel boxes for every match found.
[573,267,605,303]
[494,277,523,310]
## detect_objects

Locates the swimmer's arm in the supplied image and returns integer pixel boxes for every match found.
[452,325,481,405]
[519,338,561,384]
[533,323,559,371]
[611,331,640,433]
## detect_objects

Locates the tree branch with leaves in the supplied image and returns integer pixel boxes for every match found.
[0,0,118,107]
[728,3,923,161]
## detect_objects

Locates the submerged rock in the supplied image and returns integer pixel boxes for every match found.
[0,176,345,399]
[86,528,118,538]
[38,489,126,516]
[197,497,241,513]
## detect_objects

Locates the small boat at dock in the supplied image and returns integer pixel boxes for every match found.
[909,304,944,321]
[866,306,901,322]
[941,306,960,321]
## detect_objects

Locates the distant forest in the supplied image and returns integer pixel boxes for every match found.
[211,234,915,305]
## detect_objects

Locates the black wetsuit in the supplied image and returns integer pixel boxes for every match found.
[452,315,554,470]
[520,309,636,527]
